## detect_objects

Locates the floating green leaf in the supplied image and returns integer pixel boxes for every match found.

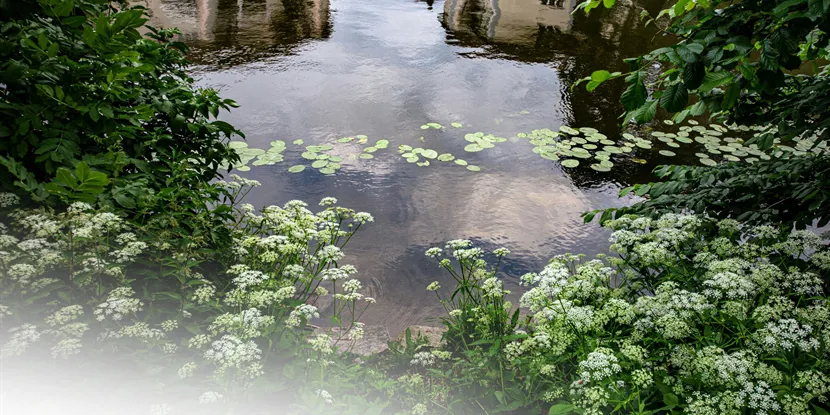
[451,122,463,128]
[288,165,305,173]
[319,168,335,175]
[375,140,389,149]
[312,160,329,168]
[464,144,483,152]
[466,165,481,172]
[454,159,468,166]
[438,153,455,161]
[561,159,580,168]
[699,158,717,166]
[307,145,333,152]
[228,141,248,149]
[364,147,378,153]
[422,149,438,159]
[359,153,374,159]
[293,139,304,145]
[659,150,676,157]
[338,137,354,143]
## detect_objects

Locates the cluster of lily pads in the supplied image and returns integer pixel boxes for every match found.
[222,140,288,171]
[648,120,830,166]
[518,126,640,172]
[220,118,827,178]
[421,122,464,129]
[396,145,481,171]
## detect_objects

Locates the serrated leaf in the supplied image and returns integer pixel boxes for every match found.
[699,71,733,93]
[660,82,689,112]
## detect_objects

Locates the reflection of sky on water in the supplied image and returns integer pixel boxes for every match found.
[140,0,665,333]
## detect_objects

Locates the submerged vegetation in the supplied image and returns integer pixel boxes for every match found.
[1,0,829,414]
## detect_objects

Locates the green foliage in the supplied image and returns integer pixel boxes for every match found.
[0,0,241,239]
[578,0,830,226]
[416,214,830,414]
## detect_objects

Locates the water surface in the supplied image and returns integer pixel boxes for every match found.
[142,0,670,334]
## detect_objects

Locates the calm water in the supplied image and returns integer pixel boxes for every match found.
[142,0,671,334]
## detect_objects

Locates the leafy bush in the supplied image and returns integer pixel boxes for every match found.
[419,213,830,414]
[577,0,830,227]
[0,0,241,241]
[0,181,384,412]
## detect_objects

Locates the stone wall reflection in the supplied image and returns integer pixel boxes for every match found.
[140,0,331,61]
[443,0,576,46]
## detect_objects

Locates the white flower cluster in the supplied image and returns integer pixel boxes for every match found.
[286,304,319,327]
[209,308,275,339]
[410,351,437,367]
[0,324,41,358]
[578,349,622,382]
[0,192,21,207]
[756,318,820,353]
[203,335,264,378]
[94,287,143,322]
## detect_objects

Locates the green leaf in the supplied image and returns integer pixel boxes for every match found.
[660,82,689,112]
[548,403,575,415]
[808,0,826,17]
[586,70,612,92]
[621,77,647,111]
[722,82,741,110]
[663,393,679,408]
[699,71,734,93]
[683,61,705,90]
[634,99,658,123]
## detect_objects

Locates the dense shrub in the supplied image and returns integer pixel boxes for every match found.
[415,214,830,414]
[0,0,241,243]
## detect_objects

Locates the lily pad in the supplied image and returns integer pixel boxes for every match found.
[699,158,717,166]
[364,147,378,153]
[328,156,344,163]
[466,165,481,172]
[293,139,304,145]
[405,156,419,163]
[464,144,483,152]
[301,152,318,160]
[590,164,611,172]
[454,159,468,166]
[438,153,455,162]
[288,165,306,173]
[359,153,374,159]
[561,159,580,168]
[560,126,579,135]
[307,145,333,152]
[228,141,249,149]
[319,168,335,175]
[375,140,390,149]
[312,160,329,168]
[338,137,355,143]
[422,149,438,159]
[451,122,463,128]
[417,161,430,167]
[659,150,676,157]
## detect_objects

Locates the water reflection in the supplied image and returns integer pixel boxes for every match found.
[443,0,576,45]
[142,0,331,66]
[140,0,668,333]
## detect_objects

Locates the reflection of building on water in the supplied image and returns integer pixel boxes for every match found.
[139,0,330,47]
[443,0,577,45]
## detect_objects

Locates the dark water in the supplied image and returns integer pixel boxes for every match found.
[141,0,671,334]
